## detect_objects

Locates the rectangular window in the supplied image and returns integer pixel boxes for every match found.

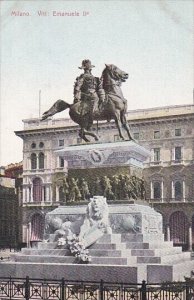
[59,157,64,168]
[133,132,139,140]
[175,128,181,136]
[175,146,182,161]
[153,148,160,162]
[174,181,182,200]
[59,139,64,147]
[154,130,160,139]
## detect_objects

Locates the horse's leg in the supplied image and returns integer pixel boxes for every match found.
[114,111,125,140]
[121,112,133,140]
[79,129,90,143]
[81,113,99,141]
[84,130,99,141]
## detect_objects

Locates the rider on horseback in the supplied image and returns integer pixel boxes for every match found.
[42,62,133,142]
[73,60,105,125]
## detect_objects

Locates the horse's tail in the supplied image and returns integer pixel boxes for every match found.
[53,99,71,112]
[41,99,70,120]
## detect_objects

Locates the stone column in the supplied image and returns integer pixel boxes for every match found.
[50,186,53,203]
[22,225,27,243]
[27,223,31,248]
[31,186,34,203]
[42,186,45,203]
[161,181,164,202]
[166,224,171,241]
[183,181,185,202]
[46,185,50,202]
[188,224,193,251]
[29,186,32,202]
[150,182,153,199]
[26,187,29,203]
[171,181,174,199]
[22,186,27,203]
[56,186,59,202]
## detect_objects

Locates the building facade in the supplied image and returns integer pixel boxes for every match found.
[15,104,194,250]
[0,163,23,248]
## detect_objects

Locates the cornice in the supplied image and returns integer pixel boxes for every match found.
[15,126,78,138]
[15,113,194,138]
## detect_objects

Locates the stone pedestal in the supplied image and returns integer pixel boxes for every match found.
[2,202,194,283]
[1,142,193,283]
[44,203,163,238]
[56,141,150,179]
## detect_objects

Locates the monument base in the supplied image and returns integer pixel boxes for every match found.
[1,233,193,283]
[1,203,193,283]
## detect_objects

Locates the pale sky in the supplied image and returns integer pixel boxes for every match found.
[0,0,193,166]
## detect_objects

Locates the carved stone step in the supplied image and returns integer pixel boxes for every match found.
[131,249,155,256]
[90,256,128,265]
[89,249,122,257]
[21,249,70,256]
[121,234,164,243]
[37,242,58,250]
[137,256,161,264]
[10,254,75,264]
[89,243,126,250]
[125,242,149,249]
[97,234,121,244]
[160,252,191,264]
[89,243,117,250]
[131,247,182,257]
[148,241,174,249]
[154,247,182,256]
[121,234,143,243]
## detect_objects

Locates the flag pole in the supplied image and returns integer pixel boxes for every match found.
[39,90,41,118]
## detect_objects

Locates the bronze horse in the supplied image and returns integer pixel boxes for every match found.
[41,64,133,142]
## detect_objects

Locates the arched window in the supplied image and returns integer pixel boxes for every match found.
[39,152,44,169]
[33,178,42,202]
[31,153,37,170]
[31,214,44,241]
[174,181,182,200]
[153,182,161,199]
[31,143,36,149]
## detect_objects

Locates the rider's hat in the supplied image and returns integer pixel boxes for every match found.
[79,59,95,70]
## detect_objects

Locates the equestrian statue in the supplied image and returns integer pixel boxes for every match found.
[41,59,133,142]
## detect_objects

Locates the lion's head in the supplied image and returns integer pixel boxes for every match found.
[87,196,108,220]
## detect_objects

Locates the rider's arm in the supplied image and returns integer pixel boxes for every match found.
[74,75,84,102]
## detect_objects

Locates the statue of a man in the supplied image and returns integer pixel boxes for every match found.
[111,175,120,200]
[80,178,90,201]
[128,176,139,200]
[63,177,69,203]
[102,176,114,200]
[73,59,105,126]
[69,178,81,202]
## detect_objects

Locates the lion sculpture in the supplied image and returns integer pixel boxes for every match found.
[79,196,112,247]
[44,196,112,262]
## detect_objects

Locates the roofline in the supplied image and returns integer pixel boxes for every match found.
[15,111,194,138]
[21,103,194,122]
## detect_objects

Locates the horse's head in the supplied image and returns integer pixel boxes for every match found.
[104,64,128,83]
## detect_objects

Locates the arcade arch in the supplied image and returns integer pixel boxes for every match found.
[169,211,189,251]
[30,213,44,244]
